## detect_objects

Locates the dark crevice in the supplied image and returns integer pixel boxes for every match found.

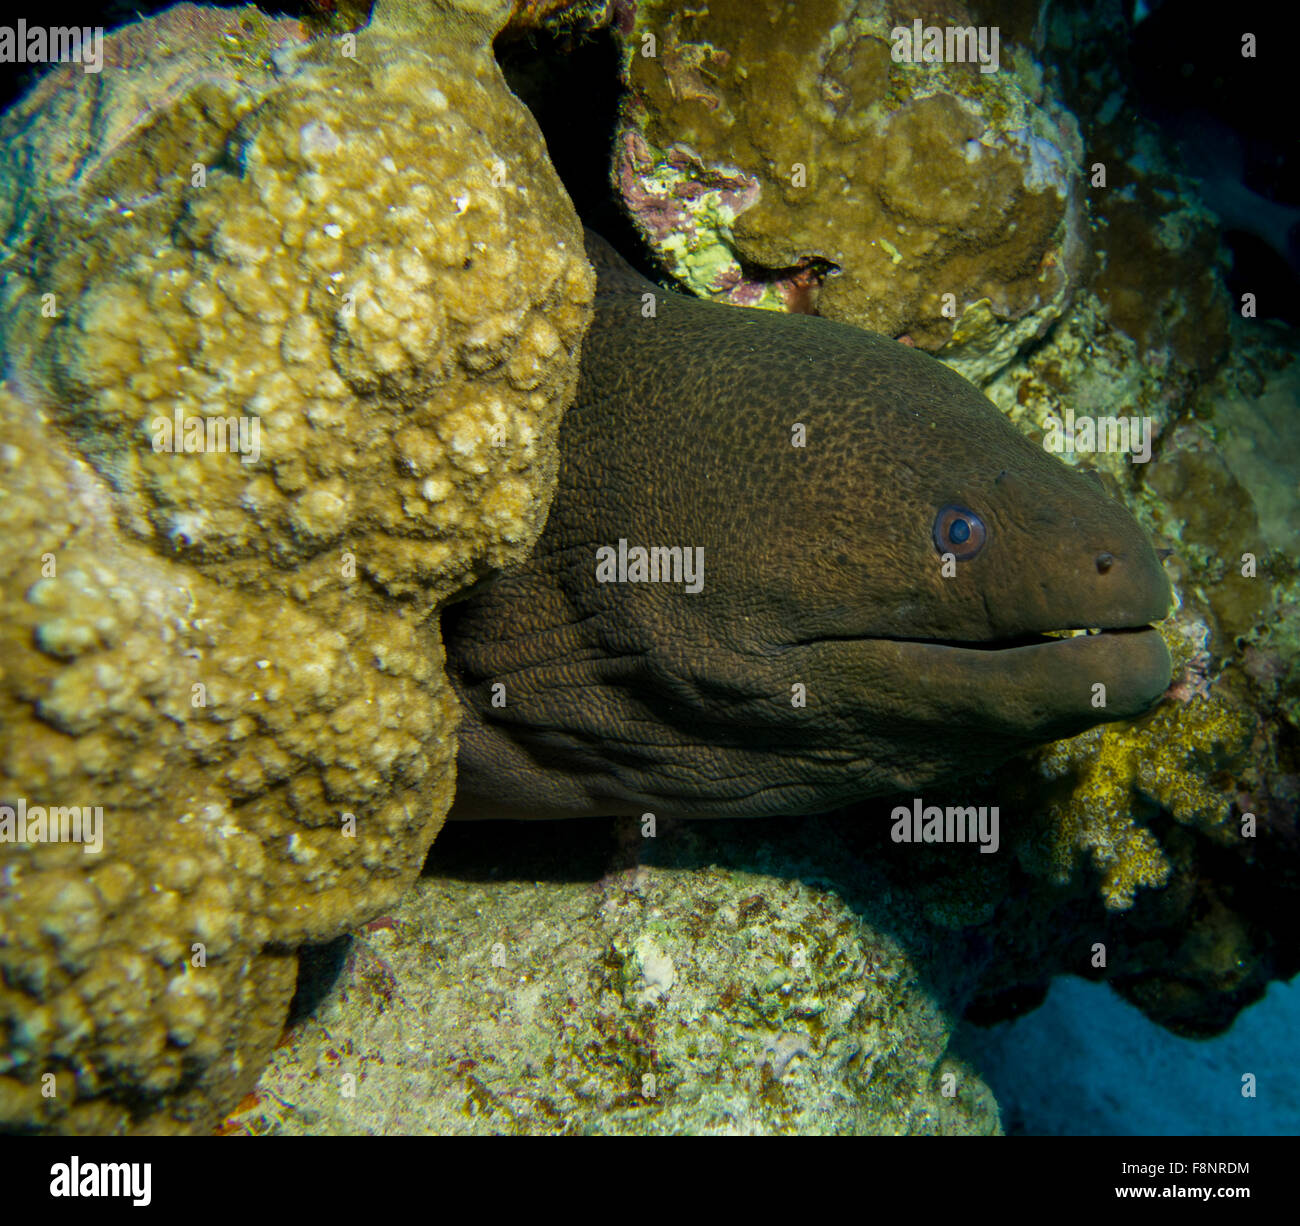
[494,22,665,285]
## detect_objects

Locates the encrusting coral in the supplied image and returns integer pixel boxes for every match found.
[228,816,1003,1136]
[0,0,594,1133]
[612,0,1086,376]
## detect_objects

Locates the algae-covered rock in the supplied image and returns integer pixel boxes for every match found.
[0,0,594,1133]
[613,0,1085,369]
[232,817,1001,1136]
[502,0,612,37]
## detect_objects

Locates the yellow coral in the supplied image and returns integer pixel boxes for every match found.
[0,0,593,1134]
[1030,615,1255,909]
[1135,695,1251,832]
[1035,723,1171,910]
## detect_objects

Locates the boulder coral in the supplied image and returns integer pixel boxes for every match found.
[0,0,594,1133]
[612,0,1086,374]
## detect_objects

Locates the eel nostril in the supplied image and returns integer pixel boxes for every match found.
[1096,551,1115,574]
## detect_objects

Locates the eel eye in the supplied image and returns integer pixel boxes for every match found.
[933,505,987,561]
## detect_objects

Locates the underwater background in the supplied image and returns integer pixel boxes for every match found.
[0,0,1296,1136]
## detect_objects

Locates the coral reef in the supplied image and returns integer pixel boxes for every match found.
[286,0,1300,1108]
[502,0,613,37]
[962,291,1298,1034]
[231,818,1000,1136]
[1019,605,1254,913]
[612,0,1086,372]
[0,0,593,1133]
[976,310,1299,924]
[0,0,1293,1139]
[948,0,1298,969]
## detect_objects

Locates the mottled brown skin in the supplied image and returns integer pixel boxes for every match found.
[442,234,1172,820]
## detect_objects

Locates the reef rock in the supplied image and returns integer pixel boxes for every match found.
[612,0,1085,376]
[229,817,1001,1136]
[0,0,594,1133]
[503,0,614,37]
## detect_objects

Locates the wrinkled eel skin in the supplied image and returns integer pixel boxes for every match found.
[441,232,1172,820]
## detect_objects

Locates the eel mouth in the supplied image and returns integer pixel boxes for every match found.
[877,623,1174,723]
[888,624,1158,652]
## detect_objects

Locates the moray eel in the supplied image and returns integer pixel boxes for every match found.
[442,233,1172,820]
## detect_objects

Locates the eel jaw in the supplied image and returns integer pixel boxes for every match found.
[881,623,1173,728]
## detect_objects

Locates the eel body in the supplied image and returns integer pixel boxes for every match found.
[441,234,1172,819]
